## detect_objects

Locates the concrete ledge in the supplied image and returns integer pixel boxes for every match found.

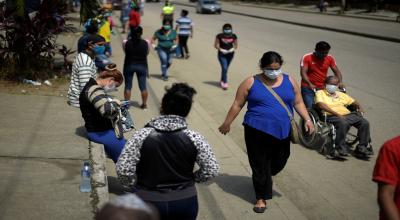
[88,141,109,213]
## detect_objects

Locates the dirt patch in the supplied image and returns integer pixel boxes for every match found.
[0,77,70,97]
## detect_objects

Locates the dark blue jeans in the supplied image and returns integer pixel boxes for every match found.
[87,129,126,163]
[301,87,316,109]
[157,48,172,78]
[217,52,234,83]
[148,196,198,220]
[123,63,148,91]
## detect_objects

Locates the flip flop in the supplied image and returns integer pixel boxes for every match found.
[253,206,266,213]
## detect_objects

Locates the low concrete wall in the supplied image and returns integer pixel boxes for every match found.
[88,141,109,213]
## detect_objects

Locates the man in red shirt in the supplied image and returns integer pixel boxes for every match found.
[373,135,400,220]
[300,41,343,108]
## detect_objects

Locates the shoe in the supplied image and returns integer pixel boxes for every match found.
[185,53,190,59]
[253,206,266,213]
[140,104,147,109]
[222,82,228,90]
[162,76,168,81]
[338,148,349,157]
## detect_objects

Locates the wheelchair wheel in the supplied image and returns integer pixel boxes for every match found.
[345,127,359,147]
[300,109,324,149]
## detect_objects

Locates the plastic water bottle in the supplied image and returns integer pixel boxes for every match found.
[79,161,91,193]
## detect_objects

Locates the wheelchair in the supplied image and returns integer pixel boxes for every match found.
[299,104,373,158]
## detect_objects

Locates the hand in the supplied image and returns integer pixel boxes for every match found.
[190,34,193,38]
[170,44,178,51]
[228,48,235,53]
[219,49,228,54]
[112,98,121,106]
[309,83,316,91]
[338,82,345,90]
[218,123,230,135]
[304,120,315,134]
[151,44,156,49]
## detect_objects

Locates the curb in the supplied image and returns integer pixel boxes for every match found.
[174,1,400,43]
[89,141,109,213]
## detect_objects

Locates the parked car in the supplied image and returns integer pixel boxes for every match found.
[196,0,221,14]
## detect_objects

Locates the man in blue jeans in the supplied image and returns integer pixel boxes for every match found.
[300,41,343,108]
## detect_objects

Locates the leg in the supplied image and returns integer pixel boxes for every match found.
[271,137,290,176]
[178,35,185,58]
[136,64,148,108]
[217,53,228,83]
[300,87,315,109]
[244,125,272,201]
[345,113,371,150]
[87,130,126,163]
[147,201,169,220]
[157,48,168,78]
[327,116,351,153]
[123,65,134,101]
[168,196,199,220]
[180,35,189,57]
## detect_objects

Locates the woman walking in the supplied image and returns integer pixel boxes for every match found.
[79,64,125,163]
[151,19,178,81]
[214,23,238,90]
[219,51,314,213]
[117,83,219,220]
[123,26,149,109]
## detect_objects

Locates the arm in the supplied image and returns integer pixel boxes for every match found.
[184,130,219,182]
[190,25,193,38]
[350,100,364,114]
[116,128,154,188]
[300,65,315,89]
[316,102,344,118]
[77,65,96,92]
[289,76,314,134]
[219,77,253,134]
[233,38,238,50]
[86,85,119,119]
[214,37,220,50]
[378,183,400,220]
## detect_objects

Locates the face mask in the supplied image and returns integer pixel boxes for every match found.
[326,84,338,94]
[223,29,232,34]
[163,25,171,31]
[104,82,117,93]
[314,51,327,60]
[92,45,105,55]
[264,68,282,79]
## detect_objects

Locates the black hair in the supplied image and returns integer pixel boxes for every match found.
[315,41,331,51]
[222,23,232,30]
[259,51,283,69]
[86,19,99,34]
[161,83,197,117]
[162,19,172,25]
[181,9,189,16]
[130,26,143,42]
[86,34,105,48]
[325,75,339,84]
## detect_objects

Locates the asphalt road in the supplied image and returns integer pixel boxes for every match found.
[119,3,400,219]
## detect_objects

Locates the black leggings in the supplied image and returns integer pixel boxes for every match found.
[244,125,290,200]
[178,35,189,56]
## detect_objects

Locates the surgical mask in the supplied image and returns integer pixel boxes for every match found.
[92,45,105,55]
[163,25,171,31]
[223,29,232,34]
[326,84,338,94]
[104,82,117,93]
[264,68,282,79]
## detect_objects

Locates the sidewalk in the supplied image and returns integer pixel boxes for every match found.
[174,0,400,43]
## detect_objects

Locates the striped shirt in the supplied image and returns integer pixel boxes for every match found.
[67,53,97,108]
[176,17,193,36]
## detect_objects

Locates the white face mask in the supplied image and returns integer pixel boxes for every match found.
[104,82,117,93]
[326,84,338,94]
[264,68,282,79]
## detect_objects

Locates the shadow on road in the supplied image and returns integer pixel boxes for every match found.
[203,81,221,88]
[213,173,281,204]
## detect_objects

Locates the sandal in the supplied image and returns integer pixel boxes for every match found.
[253,200,267,213]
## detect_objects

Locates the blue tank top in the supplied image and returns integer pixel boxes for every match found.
[243,74,295,139]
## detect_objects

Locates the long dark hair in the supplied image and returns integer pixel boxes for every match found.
[129,26,143,44]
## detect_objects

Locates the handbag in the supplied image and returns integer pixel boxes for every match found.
[256,75,301,144]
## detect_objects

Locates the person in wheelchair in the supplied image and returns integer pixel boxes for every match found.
[314,76,370,157]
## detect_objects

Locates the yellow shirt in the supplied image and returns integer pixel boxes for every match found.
[315,90,355,116]
[162,5,174,14]
[98,21,111,43]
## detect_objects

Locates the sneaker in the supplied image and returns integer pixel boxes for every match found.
[185,53,190,59]
[222,82,229,90]
[354,145,369,157]
[162,76,168,81]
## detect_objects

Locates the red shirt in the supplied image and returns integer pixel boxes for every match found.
[300,53,337,89]
[129,10,141,27]
[373,136,400,219]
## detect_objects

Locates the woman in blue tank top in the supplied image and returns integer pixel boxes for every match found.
[219,51,314,213]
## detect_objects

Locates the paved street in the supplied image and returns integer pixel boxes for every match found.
[0,2,399,219]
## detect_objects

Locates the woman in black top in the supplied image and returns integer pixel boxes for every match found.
[123,26,149,109]
[214,23,238,90]
[79,64,125,163]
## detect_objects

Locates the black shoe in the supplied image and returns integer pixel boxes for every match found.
[162,76,168,81]
[253,206,266,213]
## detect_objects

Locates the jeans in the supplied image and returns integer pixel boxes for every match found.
[327,112,370,152]
[301,87,316,109]
[217,52,234,83]
[157,48,172,78]
[123,63,148,91]
[244,125,290,200]
[147,196,198,220]
[87,129,126,163]
[178,35,189,57]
